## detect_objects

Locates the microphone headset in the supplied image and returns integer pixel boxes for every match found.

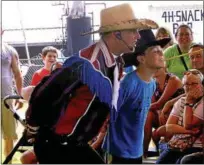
[114,31,134,52]
[115,31,122,40]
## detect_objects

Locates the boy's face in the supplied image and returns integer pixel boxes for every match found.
[143,45,165,69]
[43,51,58,67]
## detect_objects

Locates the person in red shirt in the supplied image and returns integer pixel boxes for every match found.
[21,46,58,164]
[30,46,58,86]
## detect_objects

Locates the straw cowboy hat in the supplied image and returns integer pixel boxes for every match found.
[122,29,171,67]
[82,3,159,35]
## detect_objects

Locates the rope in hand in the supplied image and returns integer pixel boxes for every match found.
[165,49,203,61]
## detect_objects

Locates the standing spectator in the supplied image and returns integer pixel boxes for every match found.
[26,3,158,164]
[1,30,23,163]
[155,27,174,50]
[30,46,58,86]
[102,29,170,164]
[164,24,193,79]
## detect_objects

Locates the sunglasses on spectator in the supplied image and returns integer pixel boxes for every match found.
[183,70,201,76]
[183,82,199,87]
[183,70,203,87]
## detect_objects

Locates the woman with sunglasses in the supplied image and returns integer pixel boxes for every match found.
[156,69,204,164]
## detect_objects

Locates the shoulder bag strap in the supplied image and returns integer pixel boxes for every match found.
[177,45,188,71]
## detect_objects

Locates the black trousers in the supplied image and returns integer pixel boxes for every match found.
[180,152,204,164]
[111,155,143,164]
[34,135,105,164]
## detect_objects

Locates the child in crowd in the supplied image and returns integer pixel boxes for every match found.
[20,46,58,164]
[30,46,58,86]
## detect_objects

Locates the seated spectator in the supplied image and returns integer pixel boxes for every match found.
[156,69,204,164]
[153,43,204,144]
[151,93,185,145]
[144,67,183,156]
[177,44,204,164]
[155,27,174,50]
[188,43,204,74]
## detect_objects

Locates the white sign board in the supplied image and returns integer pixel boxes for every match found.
[149,4,203,44]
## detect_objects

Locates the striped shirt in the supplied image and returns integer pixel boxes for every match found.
[171,97,203,148]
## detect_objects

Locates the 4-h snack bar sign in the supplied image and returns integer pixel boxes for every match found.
[149,4,203,43]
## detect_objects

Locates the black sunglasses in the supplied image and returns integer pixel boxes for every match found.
[183,70,201,76]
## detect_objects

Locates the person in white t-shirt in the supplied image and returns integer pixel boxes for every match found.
[156,69,203,164]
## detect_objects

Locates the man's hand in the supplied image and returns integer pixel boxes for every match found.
[24,129,36,144]
[14,99,24,110]
[90,132,106,149]
[25,124,40,144]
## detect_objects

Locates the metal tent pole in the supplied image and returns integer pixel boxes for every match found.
[17,1,31,66]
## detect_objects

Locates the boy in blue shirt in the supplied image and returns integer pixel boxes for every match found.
[102,29,171,164]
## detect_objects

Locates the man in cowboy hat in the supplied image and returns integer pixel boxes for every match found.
[102,29,170,164]
[26,3,158,164]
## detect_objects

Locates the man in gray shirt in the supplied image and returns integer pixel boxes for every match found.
[1,29,23,163]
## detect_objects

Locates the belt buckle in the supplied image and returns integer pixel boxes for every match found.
[61,141,68,145]
[60,135,68,145]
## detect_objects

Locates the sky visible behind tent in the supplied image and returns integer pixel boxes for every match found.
[2,1,203,44]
